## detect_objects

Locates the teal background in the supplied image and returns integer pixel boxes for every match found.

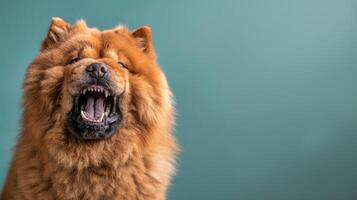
[1,0,357,199]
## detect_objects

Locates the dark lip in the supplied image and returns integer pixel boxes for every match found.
[67,84,122,140]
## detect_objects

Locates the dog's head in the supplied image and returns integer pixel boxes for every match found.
[23,18,171,152]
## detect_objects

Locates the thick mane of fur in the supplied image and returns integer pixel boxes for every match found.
[1,18,178,200]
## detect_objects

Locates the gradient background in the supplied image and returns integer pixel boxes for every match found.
[1,0,357,199]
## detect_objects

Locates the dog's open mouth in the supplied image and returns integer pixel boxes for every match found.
[68,85,122,140]
[79,86,112,124]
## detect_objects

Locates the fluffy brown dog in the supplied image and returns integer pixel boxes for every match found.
[1,17,177,200]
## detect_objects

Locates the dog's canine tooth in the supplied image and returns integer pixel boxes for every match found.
[81,110,88,120]
[104,90,109,97]
[99,113,104,122]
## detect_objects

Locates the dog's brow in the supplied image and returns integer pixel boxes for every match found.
[63,42,97,56]
[102,50,118,60]
[64,48,78,56]
[82,41,98,50]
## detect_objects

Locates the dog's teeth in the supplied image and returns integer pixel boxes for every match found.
[82,88,87,94]
[81,109,105,123]
[104,90,109,97]
[99,113,104,122]
[81,110,87,120]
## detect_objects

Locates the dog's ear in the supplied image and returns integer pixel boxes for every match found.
[41,17,70,51]
[131,26,156,61]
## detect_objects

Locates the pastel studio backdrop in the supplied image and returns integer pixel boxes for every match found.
[1,0,357,199]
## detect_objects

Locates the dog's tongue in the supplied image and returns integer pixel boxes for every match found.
[84,96,105,119]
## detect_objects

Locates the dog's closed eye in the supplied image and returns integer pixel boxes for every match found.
[118,61,128,69]
[68,57,81,65]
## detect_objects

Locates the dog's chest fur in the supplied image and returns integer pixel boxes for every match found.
[10,148,168,200]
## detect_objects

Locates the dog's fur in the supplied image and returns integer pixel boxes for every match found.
[1,18,177,200]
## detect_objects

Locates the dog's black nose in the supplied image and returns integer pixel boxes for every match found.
[86,63,108,78]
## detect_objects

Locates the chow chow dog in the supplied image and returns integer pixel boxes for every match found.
[1,17,178,200]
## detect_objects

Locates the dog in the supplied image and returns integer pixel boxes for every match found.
[1,17,178,200]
